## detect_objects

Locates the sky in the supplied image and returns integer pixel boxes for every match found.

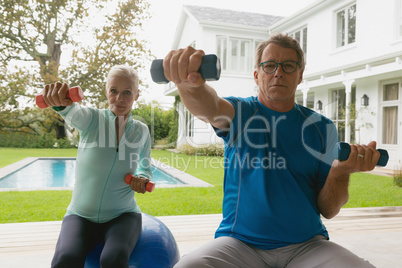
[136,0,318,106]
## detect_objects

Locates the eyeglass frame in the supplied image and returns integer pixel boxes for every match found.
[259,60,300,74]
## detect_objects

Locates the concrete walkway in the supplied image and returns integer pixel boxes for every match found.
[1,206,402,268]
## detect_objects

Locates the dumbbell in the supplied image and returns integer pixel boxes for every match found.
[35,86,84,109]
[125,174,155,192]
[334,142,389,166]
[150,54,221,84]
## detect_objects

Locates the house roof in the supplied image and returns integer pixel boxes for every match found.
[184,5,283,28]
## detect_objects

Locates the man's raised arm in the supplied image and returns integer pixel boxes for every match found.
[163,47,235,130]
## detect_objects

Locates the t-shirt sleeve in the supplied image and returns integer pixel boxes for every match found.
[212,96,241,144]
[317,119,339,188]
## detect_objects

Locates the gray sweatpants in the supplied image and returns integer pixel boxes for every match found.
[174,235,375,268]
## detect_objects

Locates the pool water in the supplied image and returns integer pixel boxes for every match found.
[0,159,183,189]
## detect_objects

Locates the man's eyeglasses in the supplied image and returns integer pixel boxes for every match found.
[259,60,299,74]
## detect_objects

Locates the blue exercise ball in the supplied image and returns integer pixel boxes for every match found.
[84,213,180,268]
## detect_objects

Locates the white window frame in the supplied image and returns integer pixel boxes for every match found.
[290,26,308,63]
[217,36,261,74]
[329,87,356,143]
[335,2,357,48]
[330,88,347,141]
[184,108,194,138]
[380,79,401,146]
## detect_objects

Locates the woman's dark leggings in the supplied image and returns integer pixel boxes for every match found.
[51,212,142,268]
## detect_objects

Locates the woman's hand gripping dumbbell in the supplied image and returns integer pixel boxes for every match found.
[125,174,155,193]
[36,83,84,109]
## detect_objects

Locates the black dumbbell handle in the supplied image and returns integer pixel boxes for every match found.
[150,54,221,84]
[334,142,389,166]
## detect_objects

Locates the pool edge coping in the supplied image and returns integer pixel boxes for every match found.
[151,158,213,188]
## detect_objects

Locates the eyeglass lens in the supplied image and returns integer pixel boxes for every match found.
[262,61,298,74]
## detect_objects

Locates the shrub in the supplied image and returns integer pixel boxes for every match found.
[394,166,402,187]
[177,144,197,155]
[131,101,177,145]
[0,131,76,148]
[153,138,176,150]
[178,144,225,157]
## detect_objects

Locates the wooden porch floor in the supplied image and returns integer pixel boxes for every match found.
[1,207,402,268]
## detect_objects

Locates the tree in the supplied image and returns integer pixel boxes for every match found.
[131,101,176,146]
[0,0,153,139]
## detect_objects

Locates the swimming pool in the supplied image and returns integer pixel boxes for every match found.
[0,159,184,189]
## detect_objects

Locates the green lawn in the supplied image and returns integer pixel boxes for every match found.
[0,148,400,223]
[0,148,78,168]
[345,172,402,208]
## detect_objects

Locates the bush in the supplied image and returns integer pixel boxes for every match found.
[153,138,176,150]
[394,166,402,187]
[0,131,76,148]
[178,144,225,157]
[131,101,177,146]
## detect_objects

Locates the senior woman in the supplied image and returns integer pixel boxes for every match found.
[42,65,152,268]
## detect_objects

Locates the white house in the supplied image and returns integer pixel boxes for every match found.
[164,1,402,169]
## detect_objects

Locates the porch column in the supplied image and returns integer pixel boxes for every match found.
[177,102,185,146]
[302,87,310,107]
[300,81,309,107]
[342,80,355,144]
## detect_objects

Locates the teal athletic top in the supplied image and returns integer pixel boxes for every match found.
[57,103,152,223]
[214,96,338,250]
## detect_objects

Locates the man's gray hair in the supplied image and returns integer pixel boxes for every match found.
[255,33,305,71]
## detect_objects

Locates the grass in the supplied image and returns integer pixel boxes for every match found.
[0,148,224,223]
[0,148,400,223]
[0,191,72,223]
[345,172,402,208]
[0,148,78,168]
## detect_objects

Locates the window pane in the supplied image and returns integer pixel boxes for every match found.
[331,89,346,142]
[185,110,193,137]
[254,41,261,68]
[331,91,338,119]
[240,40,251,72]
[295,31,301,43]
[383,83,399,101]
[303,28,308,56]
[383,106,398,144]
[231,39,239,71]
[306,94,314,109]
[337,89,346,120]
[337,123,345,142]
[217,37,227,70]
[222,39,227,70]
[337,10,346,47]
[217,37,258,72]
[296,95,303,106]
[348,4,356,44]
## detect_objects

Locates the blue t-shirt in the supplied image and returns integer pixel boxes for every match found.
[214,96,338,250]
